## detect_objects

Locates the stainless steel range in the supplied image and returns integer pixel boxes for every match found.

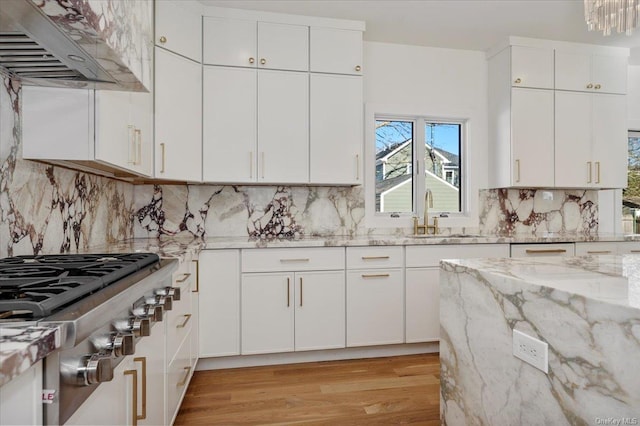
[0,253,178,425]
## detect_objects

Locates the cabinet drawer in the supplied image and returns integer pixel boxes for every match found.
[167,333,192,425]
[510,243,575,257]
[346,246,403,269]
[406,244,510,268]
[241,247,344,272]
[575,242,617,256]
[615,241,640,254]
[167,268,193,363]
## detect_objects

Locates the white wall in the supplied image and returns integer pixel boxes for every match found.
[363,41,488,228]
[629,65,640,130]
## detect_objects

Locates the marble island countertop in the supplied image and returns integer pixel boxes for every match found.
[440,254,640,423]
[0,326,60,387]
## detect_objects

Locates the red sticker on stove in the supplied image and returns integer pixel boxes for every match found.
[42,389,56,404]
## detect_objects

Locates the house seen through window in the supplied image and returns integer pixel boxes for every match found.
[623,130,640,233]
[375,118,462,215]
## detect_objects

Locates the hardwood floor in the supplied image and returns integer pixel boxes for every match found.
[175,353,440,425]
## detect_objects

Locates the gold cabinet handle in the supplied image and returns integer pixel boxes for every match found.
[177,314,192,329]
[595,161,601,184]
[514,78,522,84]
[361,273,390,278]
[587,161,592,183]
[515,159,520,183]
[176,273,191,283]
[133,357,147,421]
[135,129,142,165]
[299,277,303,307]
[630,250,640,253]
[124,369,139,426]
[249,152,253,179]
[594,84,601,90]
[177,366,191,387]
[192,259,199,293]
[525,249,567,254]
[128,125,135,164]
[249,57,255,64]
[587,83,594,89]
[159,36,167,44]
[355,65,361,72]
[160,143,166,173]
[260,58,266,65]
[356,154,360,180]
[361,256,390,260]
[286,277,290,307]
[587,250,611,254]
[280,258,310,263]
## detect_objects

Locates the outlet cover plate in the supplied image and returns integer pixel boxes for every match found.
[513,329,548,374]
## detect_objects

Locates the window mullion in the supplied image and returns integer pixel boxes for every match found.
[415,119,426,217]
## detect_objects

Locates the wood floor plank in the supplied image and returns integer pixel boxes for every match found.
[176,353,440,425]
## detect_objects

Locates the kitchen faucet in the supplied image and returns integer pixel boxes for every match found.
[413,189,439,235]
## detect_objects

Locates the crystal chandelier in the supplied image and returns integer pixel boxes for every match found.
[584,0,640,35]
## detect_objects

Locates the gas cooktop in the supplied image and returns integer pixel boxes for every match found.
[0,253,160,319]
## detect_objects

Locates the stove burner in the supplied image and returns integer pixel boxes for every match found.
[0,253,160,319]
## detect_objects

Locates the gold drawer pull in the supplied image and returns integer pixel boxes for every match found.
[525,249,567,254]
[299,277,303,307]
[630,250,640,253]
[177,366,191,387]
[361,256,390,260]
[192,260,199,293]
[160,143,166,173]
[176,273,191,283]
[280,258,310,262]
[287,277,290,307]
[133,357,147,420]
[586,250,611,254]
[177,314,192,329]
[124,369,139,426]
[361,273,390,278]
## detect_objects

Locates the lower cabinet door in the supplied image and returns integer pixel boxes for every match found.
[136,321,166,426]
[346,269,404,347]
[241,273,295,354]
[405,268,440,343]
[167,334,193,425]
[294,271,346,351]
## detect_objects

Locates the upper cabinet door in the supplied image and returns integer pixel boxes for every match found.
[94,91,132,172]
[129,92,154,177]
[310,27,363,75]
[592,94,628,188]
[510,45,553,89]
[555,50,592,92]
[155,48,202,182]
[257,22,309,71]
[592,53,628,95]
[156,0,202,62]
[203,17,257,67]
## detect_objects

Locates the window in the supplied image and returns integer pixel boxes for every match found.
[623,130,640,233]
[375,116,463,216]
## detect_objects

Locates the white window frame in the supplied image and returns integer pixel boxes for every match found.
[365,103,480,230]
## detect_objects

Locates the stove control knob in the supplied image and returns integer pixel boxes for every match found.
[132,303,163,323]
[147,294,172,311]
[110,333,135,357]
[81,354,113,385]
[156,286,180,301]
[114,316,151,336]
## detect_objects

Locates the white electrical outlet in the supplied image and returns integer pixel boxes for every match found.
[512,329,548,374]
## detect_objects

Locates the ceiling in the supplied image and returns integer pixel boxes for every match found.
[200,0,640,63]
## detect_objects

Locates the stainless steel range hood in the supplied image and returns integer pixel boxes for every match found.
[0,0,117,87]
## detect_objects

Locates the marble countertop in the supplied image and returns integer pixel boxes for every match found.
[0,326,60,387]
[441,254,640,310]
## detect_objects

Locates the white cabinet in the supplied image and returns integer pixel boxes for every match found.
[310,74,363,184]
[615,242,640,254]
[155,47,202,182]
[346,246,404,347]
[510,88,555,187]
[203,18,308,71]
[576,241,640,255]
[510,243,575,257]
[555,50,628,94]
[0,361,42,426]
[202,68,308,183]
[240,248,345,355]
[198,250,241,357]
[190,257,200,369]
[155,0,202,62]
[405,244,510,343]
[257,70,309,183]
[510,45,554,89]
[22,87,153,178]
[135,322,166,426]
[555,91,627,188]
[310,27,363,75]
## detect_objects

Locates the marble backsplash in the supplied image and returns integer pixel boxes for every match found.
[0,77,135,258]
